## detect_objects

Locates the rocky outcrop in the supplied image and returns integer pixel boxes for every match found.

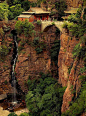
[0,21,16,95]
[58,29,85,113]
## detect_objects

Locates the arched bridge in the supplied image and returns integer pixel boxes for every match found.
[41,21,63,32]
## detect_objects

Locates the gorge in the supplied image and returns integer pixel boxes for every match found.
[0,0,86,116]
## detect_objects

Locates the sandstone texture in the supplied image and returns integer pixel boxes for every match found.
[0,21,16,95]
[15,25,59,93]
[58,29,85,113]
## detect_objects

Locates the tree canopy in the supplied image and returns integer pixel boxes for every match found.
[0,1,9,21]
[26,73,66,116]
[8,4,24,20]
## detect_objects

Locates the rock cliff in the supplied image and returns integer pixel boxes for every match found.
[0,21,16,94]
[15,24,60,93]
[0,22,59,95]
[58,29,85,113]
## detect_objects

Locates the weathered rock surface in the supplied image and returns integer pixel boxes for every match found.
[15,25,59,93]
[0,21,16,95]
[58,29,85,113]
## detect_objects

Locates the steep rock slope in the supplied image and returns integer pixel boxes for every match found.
[58,29,85,113]
[15,24,59,93]
[0,21,16,94]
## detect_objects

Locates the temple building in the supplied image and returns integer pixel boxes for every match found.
[18,7,50,22]
[62,7,78,20]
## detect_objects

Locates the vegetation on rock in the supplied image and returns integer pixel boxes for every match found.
[62,6,86,116]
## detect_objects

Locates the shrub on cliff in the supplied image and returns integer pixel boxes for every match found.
[62,21,68,28]
[62,76,86,116]
[15,20,34,37]
[26,73,66,116]
[0,45,9,61]
[37,20,41,25]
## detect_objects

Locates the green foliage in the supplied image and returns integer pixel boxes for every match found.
[68,63,73,74]
[55,0,67,20]
[7,0,30,10]
[8,4,24,20]
[15,20,23,35]
[19,112,29,116]
[33,37,46,54]
[83,0,86,6]
[0,45,9,61]
[26,73,65,116]
[0,28,4,38]
[80,67,86,74]
[8,112,18,116]
[21,0,30,11]
[83,8,86,20]
[75,6,82,18]
[62,21,68,28]
[15,20,34,36]
[50,40,60,65]
[79,75,86,84]
[68,14,78,23]
[4,80,8,84]
[31,2,37,7]
[0,1,9,21]
[33,37,39,45]
[61,77,86,116]
[35,47,43,54]
[52,22,55,25]
[37,20,41,25]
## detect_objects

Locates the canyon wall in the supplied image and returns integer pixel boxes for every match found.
[0,23,59,95]
[15,24,59,93]
[0,21,16,94]
[58,29,85,113]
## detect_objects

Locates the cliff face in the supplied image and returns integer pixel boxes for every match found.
[58,29,85,113]
[0,21,16,94]
[15,24,59,93]
[0,21,59,95]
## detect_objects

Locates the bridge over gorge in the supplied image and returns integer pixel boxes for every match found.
[41,21,64,32]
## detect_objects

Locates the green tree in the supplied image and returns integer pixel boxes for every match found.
[19,112,29,116]
[8,4,24,20]
[62,78,86,116]
[8,112,17,116]
[15,20,34,37]
[0,28,4,39]
[21,0,30,11]
[15,20,23,35]
[0,1,9,21]
[26,73,65,116]
[55,0,67,20]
